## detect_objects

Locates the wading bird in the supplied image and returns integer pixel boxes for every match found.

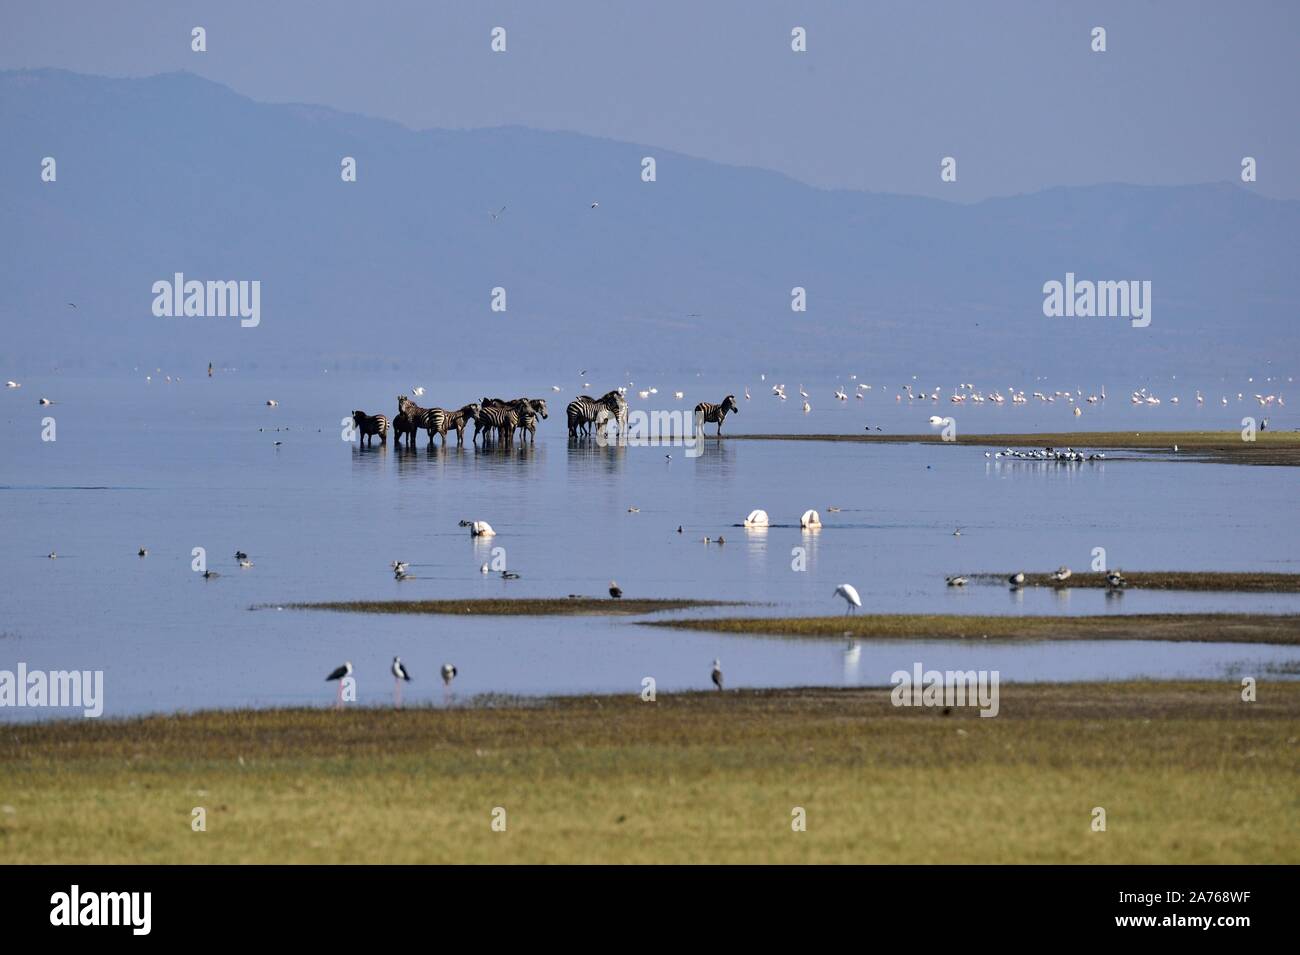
[1008,571,1026,587]
[1051,566,1072,582]
[609,580,623,599]
[391,656,410,707]
[711,659,723,691]
[326,661,353,708]
[834,583,862,615]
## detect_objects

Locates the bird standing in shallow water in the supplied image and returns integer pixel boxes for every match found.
[391,656,411,707]
[711,659,723,691]
[609,581,623,599]
[1008,571,1026,587]
[326,661,353,709]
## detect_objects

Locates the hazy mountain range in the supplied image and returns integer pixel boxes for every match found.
[2,68,1296,382]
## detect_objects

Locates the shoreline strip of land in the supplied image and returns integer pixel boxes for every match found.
[646,612,1300,644]
[722,430,1300,465]
[3,681,1296,864]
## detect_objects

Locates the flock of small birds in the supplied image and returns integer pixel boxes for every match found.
[985,447,1106,462]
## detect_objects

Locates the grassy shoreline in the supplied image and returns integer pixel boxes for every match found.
[647,613,1300,644]
[724,430,1300,465]
[3,682,1295,864]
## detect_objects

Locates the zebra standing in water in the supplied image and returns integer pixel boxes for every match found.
[513,398,549,443]
[420,406,449,447]
[440,403,480,447]
[395,395,435,449]
[567,390,626,440]
[351,410,389,447]
[473,398,516,447]
[694,394,739,437]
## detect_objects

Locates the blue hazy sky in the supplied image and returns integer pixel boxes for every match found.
[2,0,1297,201]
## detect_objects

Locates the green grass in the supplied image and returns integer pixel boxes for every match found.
[647,613,1300,644]
[726,430,1300,464]
[2,682,1295,863]
[287,598,741,616]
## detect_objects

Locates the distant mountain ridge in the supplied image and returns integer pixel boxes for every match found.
[1,68,1296,381]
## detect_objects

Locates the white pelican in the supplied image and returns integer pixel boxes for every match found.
[928,415,943,425]
[266,399,278,406]
[5,381,19,388]
[673,391,684,400]
[412,386,425,397]
[802,400,811,414]
[1008,571,1026,587]
[238,559,253,569]
[1106,570,1126,588]
[743,509,769,528]
[470,521,496,537]
[551,385,562,392]
[1050,566,1072,582]
[480,562,489,574]
[743,386,751,400]
[946,575,968,586]
[798,385,809,399]
[833,583,862,615]
[800,509,821,528]
[711,659,723,691]
[39,397,52,405]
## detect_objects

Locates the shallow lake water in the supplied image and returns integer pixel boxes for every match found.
[1,374,1297,720]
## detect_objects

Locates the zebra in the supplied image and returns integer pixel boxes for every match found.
[392,400,439,452]
[567,390,626,440]
[694,395,739,437]
[474,399,517,447]
[395,395,433,449]
[440,403,480,446]
[351,410,389,447]
[420,407,449,446]
[392,410,419,449]
[512,398,549,443]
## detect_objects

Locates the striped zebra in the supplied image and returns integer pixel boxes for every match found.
[567,391,621,439]
[351,410,389,447]
[473,399,517,447]
[392,394,444,449]
[513,398,549,443]
[694,395,739,437]
[395,395,436,449]
[440,403,480,446]
[420,406,450,446]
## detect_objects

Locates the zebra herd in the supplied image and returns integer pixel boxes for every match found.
[351,390,738,449]
[351,395,550,450]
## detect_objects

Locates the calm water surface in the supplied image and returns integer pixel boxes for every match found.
[2,375,1297,720]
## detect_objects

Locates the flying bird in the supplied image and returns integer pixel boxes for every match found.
[489,205,506,221]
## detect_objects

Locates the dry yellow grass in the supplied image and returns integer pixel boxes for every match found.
[2,682,1296,863]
